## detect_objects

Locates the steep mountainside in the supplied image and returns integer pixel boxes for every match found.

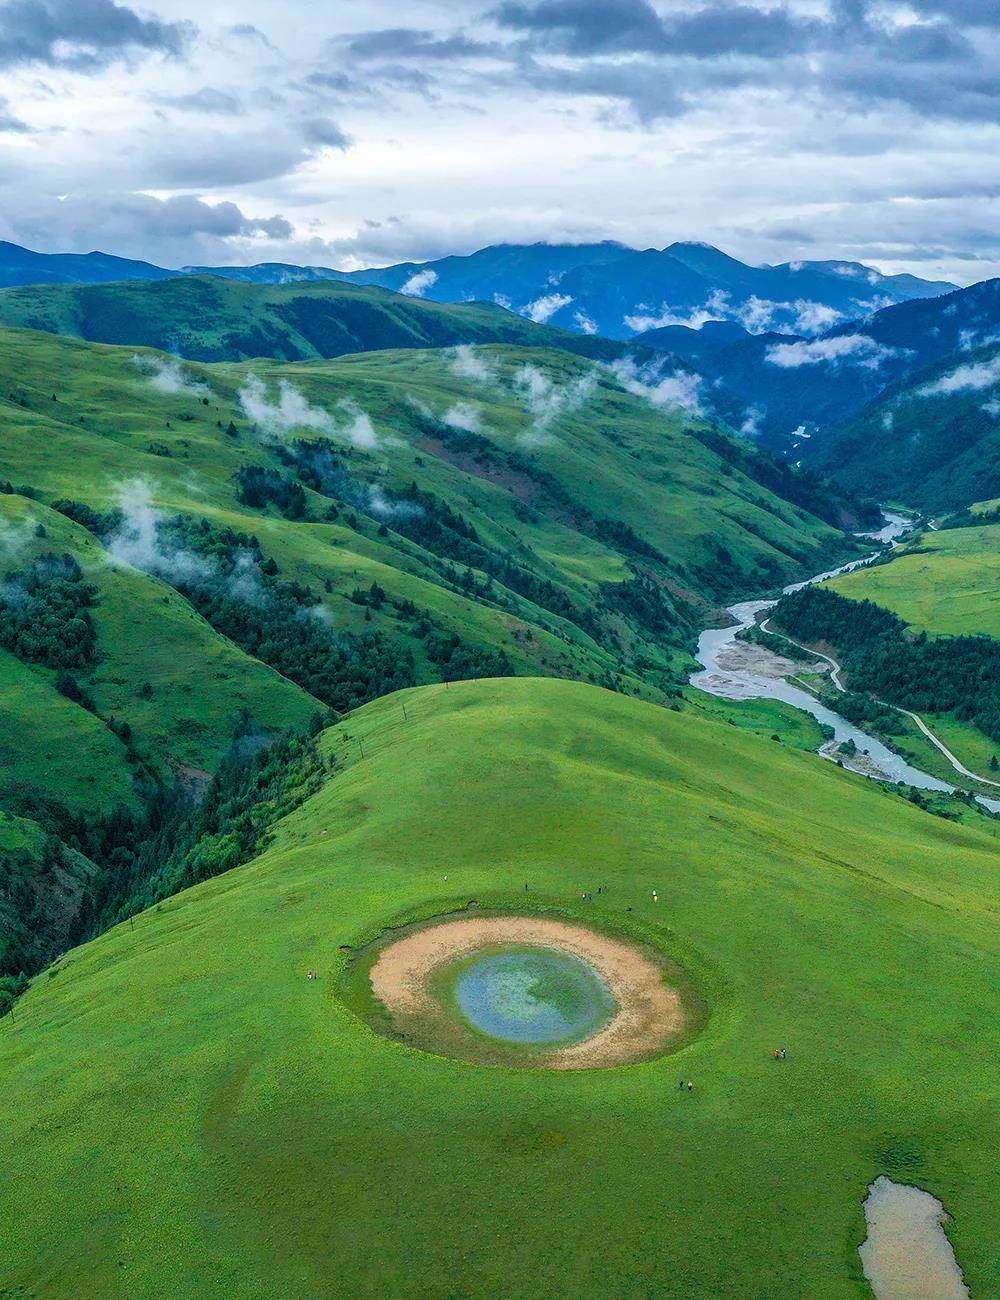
[0,239,953,342]
[0,240,174,287]
[808,339,1000,510]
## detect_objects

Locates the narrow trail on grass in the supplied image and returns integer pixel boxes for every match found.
[690,511,1000,814]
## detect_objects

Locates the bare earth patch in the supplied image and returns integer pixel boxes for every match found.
[370,915,684,1068]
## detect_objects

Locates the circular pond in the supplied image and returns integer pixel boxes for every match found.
[447,946,616,1045]
[343,914,694,1069]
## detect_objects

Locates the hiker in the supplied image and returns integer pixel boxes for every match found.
[687,1081,694,1092]
[774,1048,781,1060]
[679,1079,685,1091]
[307,970,317,981]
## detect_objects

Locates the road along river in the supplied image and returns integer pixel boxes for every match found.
[689,513,1000,815]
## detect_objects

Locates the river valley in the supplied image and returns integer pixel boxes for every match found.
[690,513,1000,815]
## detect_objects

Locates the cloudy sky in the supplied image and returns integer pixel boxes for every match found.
[0,0,998,280]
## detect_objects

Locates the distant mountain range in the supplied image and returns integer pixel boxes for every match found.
[637,277,1000,452]
[0,238,955,342]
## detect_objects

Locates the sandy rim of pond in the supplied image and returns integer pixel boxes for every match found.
[369,915,684,1068]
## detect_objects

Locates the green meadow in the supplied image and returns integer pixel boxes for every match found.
[824,524,1000,780]
[826,524,1000,638]
[2,678,996,1298]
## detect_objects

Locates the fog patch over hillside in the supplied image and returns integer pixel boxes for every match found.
[132,354,210,397]
[239,375,379,449]
[918,355,1000,398]
[766,334,905,370]
[106,479,212,584]
[0,515,39,564]
[523,292,571,324]
[400,268,437,297]
[625,291,848,338]
[609,356,703,415]
[450,345,496,384]
[512,363,597,444]
[441,401,482,433]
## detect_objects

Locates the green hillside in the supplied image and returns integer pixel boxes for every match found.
[810,340,1000,511]
[1,678,996,1298]
[0,323,863,990]
[0,275,628,364]
[826,523,1000,638]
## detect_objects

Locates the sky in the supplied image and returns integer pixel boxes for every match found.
[0,0,998,281]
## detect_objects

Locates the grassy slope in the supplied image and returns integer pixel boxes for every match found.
[0,493,318,791]
[0,329,855,720]
[827,525,1000,638]
[0,648,134,815]
[1,678,996,1299]
[0,275,626,364]
[824,525,1000,776]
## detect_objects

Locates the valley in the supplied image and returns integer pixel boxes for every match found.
[0,241,997,1300]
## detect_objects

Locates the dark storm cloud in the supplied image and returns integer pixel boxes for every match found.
[0,0,193,70]
[301,117,352,149]
[343,27,496,61]
[0,191,294,264]
[493,0,670,55]
[907,1,1000,28]
[484,0,1000,127]
[495,0,821,59]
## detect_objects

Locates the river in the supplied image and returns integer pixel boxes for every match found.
[689,512,1000,815]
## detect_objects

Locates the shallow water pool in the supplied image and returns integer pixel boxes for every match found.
[859,1176,968,1300]
[448,946,617,1045]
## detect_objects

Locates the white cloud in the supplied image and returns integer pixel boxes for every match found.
[132,353,209,396]
[918,355,1000,397]
[0,514,38,563]
[450,344,496,383]
[512,363,597,442]
[609,357,703,415]
[400,268,438,297]
[624,289,732,334]
[574,310,597,334]
[107,479,212,584]
[765,333,903,370]
[624,291,844,339]
[522,292,572,324]
[238,375,378,448]
[442,401,482,432]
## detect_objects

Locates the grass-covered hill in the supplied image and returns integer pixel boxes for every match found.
[825,522,1000,640]
[1,678,996,1298]
[807,340,1000,512]
[0,323,863,988]
[0,275,631,364]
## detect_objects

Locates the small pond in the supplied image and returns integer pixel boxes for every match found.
[446,946,617,1046]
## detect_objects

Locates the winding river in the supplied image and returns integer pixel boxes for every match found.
[690,512,1000,815]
